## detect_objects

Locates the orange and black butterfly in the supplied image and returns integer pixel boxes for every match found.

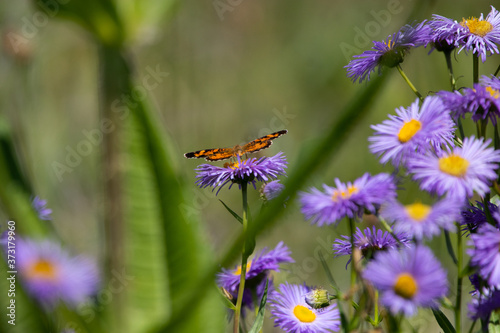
[184,130,287,161]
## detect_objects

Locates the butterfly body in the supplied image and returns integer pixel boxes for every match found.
[184,130,287,161]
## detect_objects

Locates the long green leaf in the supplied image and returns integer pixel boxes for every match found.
[432,308,456,333]
[219,199,243,224]
[248,279,269,333]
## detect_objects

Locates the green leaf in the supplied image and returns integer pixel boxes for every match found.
[489,311,500,333]
[219,199,243,224]
[217,286,236,311]
[248,280,269,333]
[432,308,456,333]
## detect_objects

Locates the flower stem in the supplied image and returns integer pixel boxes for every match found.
[349,217,356,318]
[396,64,423,101]
[444,50,457,91]
[233,182,250,333]
[455,222,463,333]
[473,56,479,84]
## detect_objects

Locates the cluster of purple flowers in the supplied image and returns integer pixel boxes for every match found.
[190,6,500,332]
[346,6,500,82]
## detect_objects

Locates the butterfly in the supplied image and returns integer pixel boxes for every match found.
[184,130,287,161]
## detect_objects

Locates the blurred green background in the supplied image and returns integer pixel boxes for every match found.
[1,0,499,332]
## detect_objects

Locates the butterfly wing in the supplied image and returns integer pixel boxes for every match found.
[243,130,287,154]
[184,147,234,161]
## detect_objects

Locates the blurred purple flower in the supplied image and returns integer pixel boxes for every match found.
[364,246,448,316]
[32,196,52,221]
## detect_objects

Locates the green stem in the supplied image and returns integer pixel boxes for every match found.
[444,50,457,91]
[233,182,249,333]
[473,56,479,84]
[455,222,463,333]
[494,64,500,77]
[396,64,423,101]
[349,218,356,318]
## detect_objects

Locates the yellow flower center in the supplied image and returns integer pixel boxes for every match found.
[398,119,422,143]
[394,272,418,299]
[461,17,493,37]
[233,260,252,276]
[27,259,57,280]
[224,162,241,169]
[405,202,432,221]
[293,305,316,323]
[332,185,358,202]
[439,154,469,177]
[486,86,500,99]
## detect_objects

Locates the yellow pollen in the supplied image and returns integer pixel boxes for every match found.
[394,272,418,299]
[486,86,500,99]
[461,17,493,37]
[332,185,359,202]
[384,39,395,49]
[293,305,316,323]
[405,202,432,221]
[233,261,252,276]
[439,154,469,177]
[398,119,422,143]
[27,259,57,280]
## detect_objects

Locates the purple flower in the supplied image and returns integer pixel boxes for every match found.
[269,283,340,333]
[428,14,467,52]
[194,153,287,194]
[437,90,469,120]
[380,197,463,240]
[217,242,294,310]
[346,21,430,83]
[456,6,500,62]
[431,7,500,62]
[333,226,410,261]
[369,96,455,167]
[300,173,396,226]
[260,180,285,201]
[468,287,500,321]
[16,238,99,307]
[407,136,500,202]
[363,246,448,316]
[463,75,500,125]
[467,223,500,289]
[461,200,498,234]
[32,196,52,221]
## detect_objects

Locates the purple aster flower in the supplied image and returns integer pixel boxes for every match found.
[369,96,455,167]
[468,287,500,321]
[429,14,467,52]
[431,7,500,62]
[363,246,448,316]
[16,238,99,307]
[407,136,500,202]
[467,223,500,289]
[462,75,500,125]
[333,226,410,262]
[346,21,430,83]
[194,152,287,194]
[217,242,294,310]
[456,6,500,62]
[32,196,52,221]
[300,173,396,226]
[260,180,285,201]
[437,90,469,121]
[269,283,340,333]
[380,197,463,240]
[461,200,498,234]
